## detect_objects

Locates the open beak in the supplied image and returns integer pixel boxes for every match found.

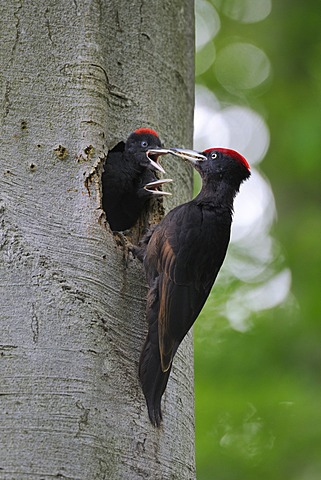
[146,148,172,173]
[169,148,207,165]
[144,178,173,196]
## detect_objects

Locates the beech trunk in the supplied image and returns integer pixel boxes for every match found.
[0,1,195,478]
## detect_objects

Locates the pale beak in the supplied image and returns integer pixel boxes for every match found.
[169,148,207,165]
[144,178,173,196]
[147,148,172,174]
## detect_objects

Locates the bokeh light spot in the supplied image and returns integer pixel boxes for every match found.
[222,0,272,24]
[196,41,216,76]
[194,85,291,325]
[196,0,221,51]
[194,86,270,165]
[215,42,271,92]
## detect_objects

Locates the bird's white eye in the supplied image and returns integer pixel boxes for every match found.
[211,152,217,159]
[141,140,148,148]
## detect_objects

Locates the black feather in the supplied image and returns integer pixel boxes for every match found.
[137,147,251,425]
[102,131,162,231]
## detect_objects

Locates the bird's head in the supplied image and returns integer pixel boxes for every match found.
[169,147,251,186]
[126,128,168,173]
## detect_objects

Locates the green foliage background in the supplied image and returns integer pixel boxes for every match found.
[194,1,321,478]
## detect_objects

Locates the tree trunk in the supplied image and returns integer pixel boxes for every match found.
[1,1,195,479]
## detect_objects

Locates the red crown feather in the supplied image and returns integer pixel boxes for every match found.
[134,128,159,138]
[204,147,250,171]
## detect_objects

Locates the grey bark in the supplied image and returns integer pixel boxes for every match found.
[0,1,195,479]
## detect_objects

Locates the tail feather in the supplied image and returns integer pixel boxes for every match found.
[139,334,172,426]
[139,276,173,426]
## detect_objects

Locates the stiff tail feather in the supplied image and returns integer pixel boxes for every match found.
[139,335,172,426]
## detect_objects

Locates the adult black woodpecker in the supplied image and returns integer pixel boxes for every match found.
[135,147,251,426]
[102,128,172,232]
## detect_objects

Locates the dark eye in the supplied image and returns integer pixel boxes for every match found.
[141,140,148,148]
[211,152,217,159]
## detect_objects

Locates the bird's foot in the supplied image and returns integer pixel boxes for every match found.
[113,231,135,267]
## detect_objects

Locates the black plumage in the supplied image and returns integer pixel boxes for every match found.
[102,128,170,232]
[135,147,251,426]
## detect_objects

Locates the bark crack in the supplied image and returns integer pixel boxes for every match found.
[2,0,22,122]
[83,154,105,199]
[0,200,7,248]
[44,7,53,44]
[72,0,78,14]
[12,0,23,58]
[3,81,11,120]
[31,303,39,343]
[106,86,133,107]
[139,0,151,44]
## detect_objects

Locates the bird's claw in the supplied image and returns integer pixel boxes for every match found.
[113,231,134,267]
[143,178,173,196]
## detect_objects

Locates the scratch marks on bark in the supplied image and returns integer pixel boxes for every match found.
[31,303,39,343]
[0,344,18,358]
[61,62,134,108]
[106,85,133,107]
[90,62,134,107]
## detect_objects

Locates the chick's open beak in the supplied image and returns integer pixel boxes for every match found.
[144,178,173,196]
[147,148,172,174]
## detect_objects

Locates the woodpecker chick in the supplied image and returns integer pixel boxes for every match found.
[102,128,172,232]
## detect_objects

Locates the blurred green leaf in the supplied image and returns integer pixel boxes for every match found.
[195,1,321,478]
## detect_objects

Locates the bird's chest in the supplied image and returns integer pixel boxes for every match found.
[183,208,231,279]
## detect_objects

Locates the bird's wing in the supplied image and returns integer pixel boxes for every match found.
[146,204,223,372]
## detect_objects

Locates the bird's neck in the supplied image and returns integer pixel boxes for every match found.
[124,152,145,171]
[195,178,238,211]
